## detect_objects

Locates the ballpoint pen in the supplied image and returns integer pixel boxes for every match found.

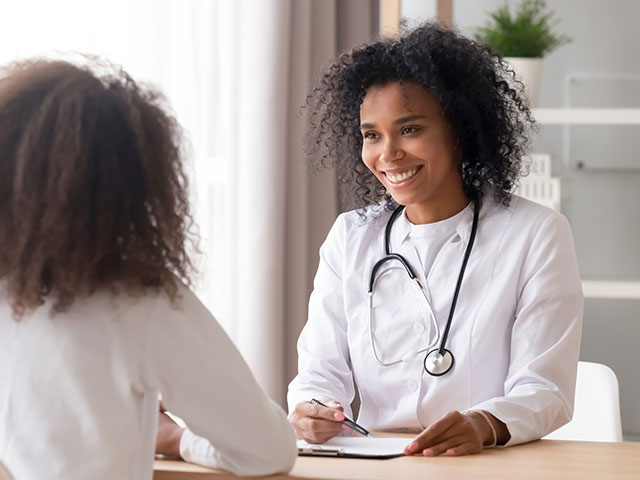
[310,398,371,437]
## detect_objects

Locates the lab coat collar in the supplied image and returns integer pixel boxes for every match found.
[392,199,484,248]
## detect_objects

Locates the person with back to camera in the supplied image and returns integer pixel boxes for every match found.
[0,58,296,479]
[287,22,584,456]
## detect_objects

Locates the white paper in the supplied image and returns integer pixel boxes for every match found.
[297,437,409,457]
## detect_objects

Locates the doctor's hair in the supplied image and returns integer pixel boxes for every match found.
[304,21,534,211]
[0,57,197,318]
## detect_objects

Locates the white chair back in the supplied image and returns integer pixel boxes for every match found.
[545,361,623,442]
[0,461,13,480]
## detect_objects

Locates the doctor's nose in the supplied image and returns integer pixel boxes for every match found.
[380,139,405,163]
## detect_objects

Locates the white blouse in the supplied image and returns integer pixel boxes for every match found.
[288,194,584,446]
[0,283,296,479]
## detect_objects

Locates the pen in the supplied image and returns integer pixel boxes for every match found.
[310,398,371,437]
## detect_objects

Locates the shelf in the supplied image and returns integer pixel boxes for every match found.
[532,108,640,125]
[582,280,640,300]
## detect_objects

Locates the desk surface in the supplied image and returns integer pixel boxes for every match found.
[154,439,640,480]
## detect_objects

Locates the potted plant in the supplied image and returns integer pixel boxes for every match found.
[475,0,571,106]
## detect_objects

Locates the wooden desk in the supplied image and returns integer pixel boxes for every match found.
[154,439,640,480]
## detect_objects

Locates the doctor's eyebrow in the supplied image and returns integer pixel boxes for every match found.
[360,114,428,130]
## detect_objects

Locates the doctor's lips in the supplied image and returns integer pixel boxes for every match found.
[383,166,422,185]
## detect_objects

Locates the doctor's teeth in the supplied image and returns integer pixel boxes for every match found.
[387,168,418,184]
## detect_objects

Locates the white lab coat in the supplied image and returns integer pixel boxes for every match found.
[288,194,583,446]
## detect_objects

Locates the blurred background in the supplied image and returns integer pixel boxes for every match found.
[1,0,637,441]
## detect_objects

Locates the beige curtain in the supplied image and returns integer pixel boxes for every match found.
[226,0,378,405]
[284,0,380,404]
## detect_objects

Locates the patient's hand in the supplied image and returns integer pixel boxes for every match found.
[156,405,185,458]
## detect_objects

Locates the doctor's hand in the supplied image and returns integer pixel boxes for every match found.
[291,400,350,444]
[404,410,510,457]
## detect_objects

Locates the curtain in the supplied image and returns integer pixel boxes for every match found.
[215,0,379,403]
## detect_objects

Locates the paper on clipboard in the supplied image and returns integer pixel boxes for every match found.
[297,437,408,459]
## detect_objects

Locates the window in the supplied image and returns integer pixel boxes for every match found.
[1,0,235,332]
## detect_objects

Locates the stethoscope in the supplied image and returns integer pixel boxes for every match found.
[367,200,480,376]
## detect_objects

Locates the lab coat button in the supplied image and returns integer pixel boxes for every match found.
[412,323,425,334]
[406,381,419,391]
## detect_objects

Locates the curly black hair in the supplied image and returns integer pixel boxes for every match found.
[0,58,197,318]
[305,21,534,212]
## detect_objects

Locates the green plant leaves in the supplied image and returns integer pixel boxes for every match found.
[475,0,571,58]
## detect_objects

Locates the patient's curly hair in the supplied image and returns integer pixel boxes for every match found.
[305,21,534,211]
[0,58,196,317]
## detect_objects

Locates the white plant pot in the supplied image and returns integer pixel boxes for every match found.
[504,57,543,107]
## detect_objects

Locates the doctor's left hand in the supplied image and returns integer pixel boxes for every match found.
[404,410,509,457]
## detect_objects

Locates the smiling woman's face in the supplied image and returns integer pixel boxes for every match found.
[359,81,467,224]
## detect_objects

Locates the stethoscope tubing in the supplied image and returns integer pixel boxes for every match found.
[367,200,480,375]
[437,201,480,355]
[368,276,440,366]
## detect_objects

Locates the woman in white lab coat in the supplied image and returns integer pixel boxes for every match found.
[288,22,583,456]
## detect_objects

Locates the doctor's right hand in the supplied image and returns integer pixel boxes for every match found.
[291,400,349,444]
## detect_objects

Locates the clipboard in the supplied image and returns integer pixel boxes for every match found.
[297,437,408,459]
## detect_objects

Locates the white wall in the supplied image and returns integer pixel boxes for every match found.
[401,0,640,440]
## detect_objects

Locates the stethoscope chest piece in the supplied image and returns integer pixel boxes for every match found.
[424,348,454,376]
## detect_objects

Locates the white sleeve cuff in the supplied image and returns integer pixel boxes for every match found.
[179,428,221,469]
